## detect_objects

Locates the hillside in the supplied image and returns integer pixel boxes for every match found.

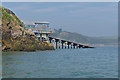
[50,29,117,45]
[1,6,54,51]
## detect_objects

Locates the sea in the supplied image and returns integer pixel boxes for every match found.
[2,46,118,78]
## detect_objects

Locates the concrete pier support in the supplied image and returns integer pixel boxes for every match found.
[49,39,52,43]
[68,44,69,49]
[55,39,59,49]
[52,39,55,46]
[42,37,44,42]
[71,43,73,48]
[56,41,58,49]
[59,40,61,49]
[79,45,82,48]
[73,45,75,48]
[77,44,79,48]
[73,43,76,48]
[62,42,64,49]
[48,36,94,49]
[65,42,67,49]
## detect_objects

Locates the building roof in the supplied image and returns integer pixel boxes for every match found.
[24,20,50,25]
[35,21,50,24]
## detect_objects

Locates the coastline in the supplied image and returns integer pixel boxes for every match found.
[1,6,54,51]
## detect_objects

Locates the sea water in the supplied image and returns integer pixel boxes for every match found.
[2,46,118,78]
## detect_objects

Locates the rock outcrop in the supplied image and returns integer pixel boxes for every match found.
[1,6,54,51]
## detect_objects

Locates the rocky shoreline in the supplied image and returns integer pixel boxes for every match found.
[1,6,54,51]
[2,36,54,51]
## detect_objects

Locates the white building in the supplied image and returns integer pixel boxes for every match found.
[24,21,51,41]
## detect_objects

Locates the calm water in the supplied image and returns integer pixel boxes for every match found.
[2,46,118,78]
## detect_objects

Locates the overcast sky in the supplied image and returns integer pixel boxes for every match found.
[2,2,118,37]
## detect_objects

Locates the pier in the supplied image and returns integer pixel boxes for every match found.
[48,36,94,49]
[24,21,94,49]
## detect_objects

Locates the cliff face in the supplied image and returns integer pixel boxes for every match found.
[1,6,54,51]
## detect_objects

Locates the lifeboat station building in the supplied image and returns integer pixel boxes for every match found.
[24,21,51,41]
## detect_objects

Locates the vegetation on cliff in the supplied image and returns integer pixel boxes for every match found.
[1,6,54,51]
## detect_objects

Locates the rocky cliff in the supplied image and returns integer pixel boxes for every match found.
[1,6,54,51]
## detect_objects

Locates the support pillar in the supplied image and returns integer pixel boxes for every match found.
[49,39,52,43]
[74,45,75,48]
[77,46,78,48]
[42,37,43,42]
[40,34,42,41]
[71,44,73,49]
[59,41,61,49]
[38,37,40,41]
[56,41,58,49]
[68,44,69,49]
[62,42,64,49]
[77,44,79,48]
[79,45,81,48]
[65,42,67,49]
[52,39,54,46]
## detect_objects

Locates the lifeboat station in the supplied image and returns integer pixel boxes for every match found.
[24,21,94,49]
[24,21,51,41]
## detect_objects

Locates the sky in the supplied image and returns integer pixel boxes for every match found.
[2,2,118,37]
